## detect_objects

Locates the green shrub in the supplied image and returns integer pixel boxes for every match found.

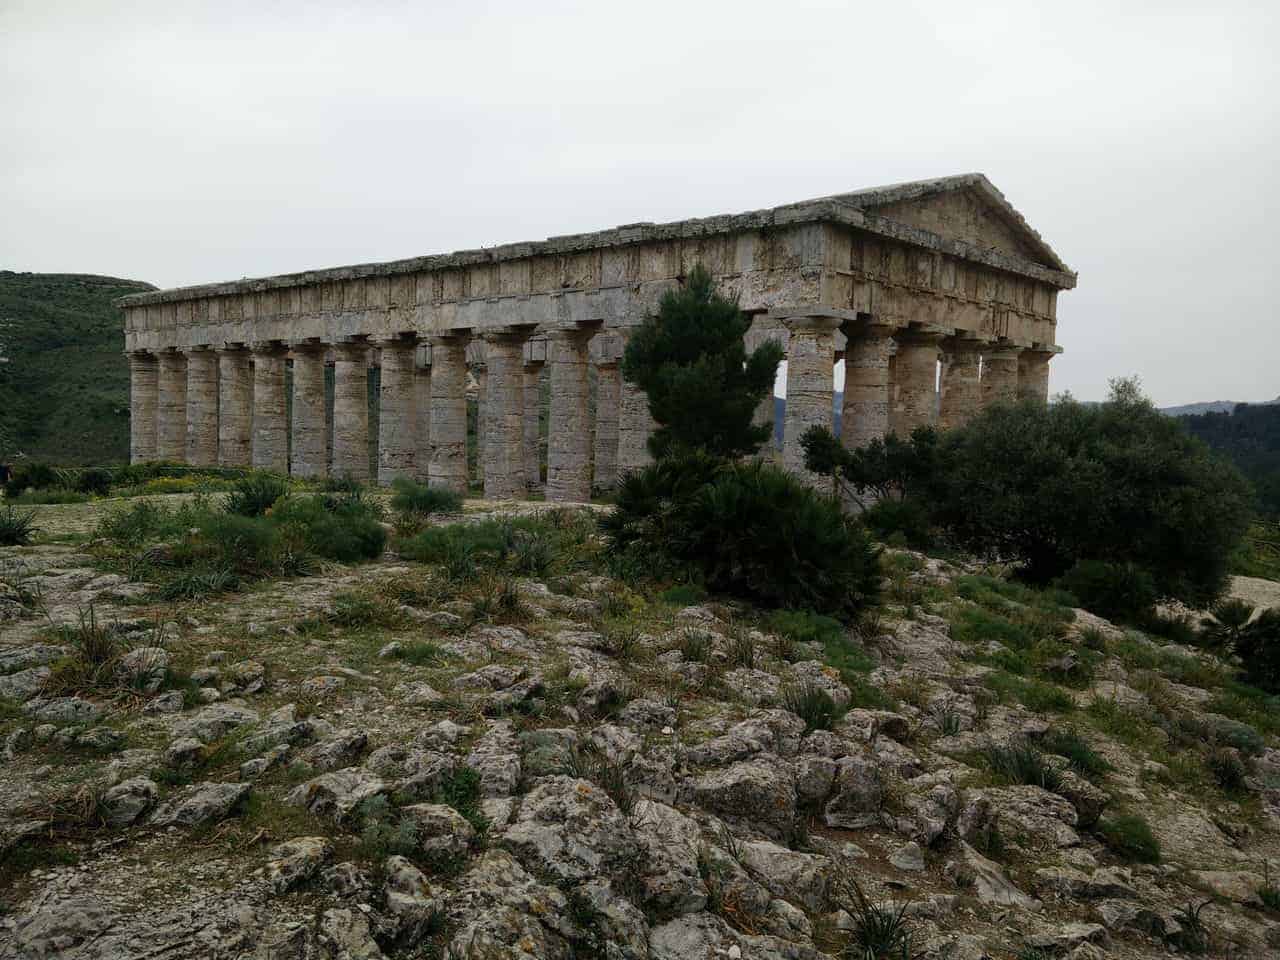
[73,467,113,496]
[1096,813,1160,863]
[862,496,935,549]
[0,505,38,546]
[187,512,280,575]
[659,583,707,606]
[389,477,462,518]
[1056,559,1158,623]
[981,740,1064,791]
[3,462,59,497]
[1206,747,1248,793]
[391,641,445,666]
[1041,728,1112,781]
[603,453,881,619]
[1232,608,1280,694]
[782,682,843,733]
[225,473,290,517]
[272,494,386,564]
[155,566,239,600]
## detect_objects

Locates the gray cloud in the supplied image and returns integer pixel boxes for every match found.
[3,0,1276,405]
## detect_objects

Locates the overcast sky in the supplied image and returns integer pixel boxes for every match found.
[3,0,1276,406]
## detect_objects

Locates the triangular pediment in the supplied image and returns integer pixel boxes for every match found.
[828,174,1069,273]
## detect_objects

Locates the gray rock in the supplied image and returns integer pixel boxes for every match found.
[0,643,66,674]
[9,895,115,957]
[737,839,834,910]
[24,696,101,725]
[401,802,476,859]
[151,781,250,827]
[286,766,389,821]
[692,756,797,841]
[1025,922,1108,952]
[102,776,159,827]
[823,755,883,829]
[0,666,50,701]
[946,841,1036,908]
[687,710,805,766]
[630,799,707,915]
[503,775,642,884]
[170,702,259,743]
[317,907,385,959]
[301,728,368,771]
[165,736,206,769]
[890,841,927,872]
[116,646,168,692]
[144,689,185,714]
[465,720,521,797]
[446,849,574,959]
[381,855,441,946]
[265,836,333,893]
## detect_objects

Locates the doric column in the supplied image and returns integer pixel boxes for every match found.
[938,338,984,430]
[482,331,527,500]
[746,324,786,453]
[217,346,252,467]
[428,334,469,493]
[127,352,158,464]
[780,315,839,484]
[593,358,620,492]
[332,341,370,482]
[617,330,656,477]
[981,345,1021,408]
[156,350,188,462]
[841,323,894,450]
[1017,349,1055,404]
[414,347,432,482]
[376,337,417,486]
[290,344,327,479]
[522,359,544,489]
[183,349,219,467]
[890,330,943,436]
[251,343,288,473]
[472,360,487,487]
[546,328,593,503]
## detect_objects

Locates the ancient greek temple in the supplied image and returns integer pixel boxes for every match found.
[119,174,1075,499]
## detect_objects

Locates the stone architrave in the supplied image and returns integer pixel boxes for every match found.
[156,350,188,462]
[841,323,895,450]
[217,346,252,468]
[127,352,158,464]
[938,338,984,430]
[982,345,1021,408]
[251,343,288,473]
[546,328,593,503]
[332,341,370,482]
[522,360,544,489]
[290,344,327,479]
[183,349,219,467]
[482,332,527,500]
[377,338,417,486]
[593,359,620,492]
[1017,349,1055,404]
[780,314,839,485]
[428,335,469,494]
[413,346,432,483]
[891,330,943,435]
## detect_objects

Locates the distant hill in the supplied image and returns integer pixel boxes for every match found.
[0,271,155,464]
[1162,399,1279,417]
[1180,403,1280,518]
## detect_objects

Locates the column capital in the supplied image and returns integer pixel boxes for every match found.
[371,332,418,348]
[427,330,470,347]
[481,326,534,345]
[217,341,250,355]
[125,349,156,362]
[249,340,287,356]
[985,342,1024,360]
[593,356,620,370]
[780,313,843,334]
[544,325,595,344]
[894,324,948,346]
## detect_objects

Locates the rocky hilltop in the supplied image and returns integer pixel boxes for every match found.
[2,500,1280,959]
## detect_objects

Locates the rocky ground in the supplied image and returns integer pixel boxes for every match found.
[2,498,1280,959]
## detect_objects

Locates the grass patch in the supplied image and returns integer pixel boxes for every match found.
[1041,727,1112,782]
[984,671,1074,714]
[782,682,843,733]
[1096,813,1160,864]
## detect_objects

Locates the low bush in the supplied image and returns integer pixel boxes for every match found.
[1041,728,1112,782]
[659,583,707,606]
[3,462,59,498]
[272,494,386,564]
[862,496,935,549]
[603,451,880,619]
[1096,813,1161,863]
[74,467,113,496]
[0,505,39,546]
[782,682,842,733]
[225,473,290,517]
[1232,608,1280,694]
[981,740,1063,791]
[1056,559,1158,623]
[390,477,462,519]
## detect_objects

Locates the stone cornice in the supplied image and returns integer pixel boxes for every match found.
[117,189,1076,310]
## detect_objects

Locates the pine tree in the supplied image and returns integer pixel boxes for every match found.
[621,265,783,460]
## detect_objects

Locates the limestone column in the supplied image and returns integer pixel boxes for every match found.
[747,325,786,453]
[546,328,593,502]
[841,324,894,450]
[482,332,527,500]
[127,352,158,464]
[1017,350,1054,404]
[981,346,1021,408]
[593,358,620,492]
[217,347,252,467]
[183,349,218,467]
[428,335,469,493]
[376,338,417,486]
[414,348,432,482]
[522,360,544,489]
[617,328,656,477]
[938,339,983,430]
[251,343,288,473]
[780,315,839,484]
[891,331,943,435]
[156,350,188,462]
[472,361,487,487]
[290,344,327,479]
[332,341,371,482]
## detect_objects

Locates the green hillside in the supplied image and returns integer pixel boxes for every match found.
[0,271,155,465]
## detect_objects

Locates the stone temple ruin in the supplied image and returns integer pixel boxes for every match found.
[119,174,1074,498]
